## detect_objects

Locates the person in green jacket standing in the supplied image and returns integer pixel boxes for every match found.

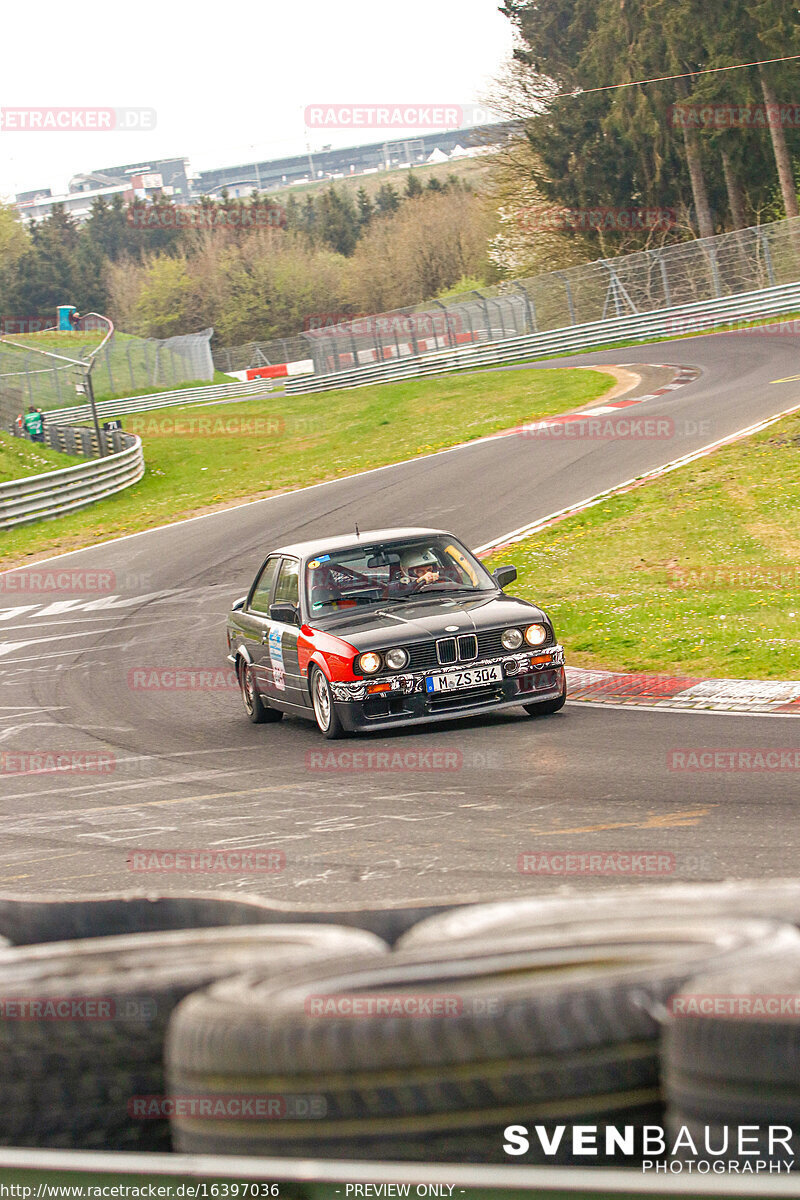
[23,406,45,443]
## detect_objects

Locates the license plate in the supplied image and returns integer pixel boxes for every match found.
[425,664,503,693]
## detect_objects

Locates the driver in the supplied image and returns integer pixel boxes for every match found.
[398,548,440,587]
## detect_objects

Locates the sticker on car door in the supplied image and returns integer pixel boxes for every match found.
[268,627,286,690]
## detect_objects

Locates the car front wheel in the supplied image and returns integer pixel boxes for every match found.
[239,660,283,725]
[310,667,346,740]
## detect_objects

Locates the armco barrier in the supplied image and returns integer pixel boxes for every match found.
[44,377,274,426]
[286,280,800,394]
[0,433,144,529]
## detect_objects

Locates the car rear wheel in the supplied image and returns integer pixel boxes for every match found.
[239,659,282,724]
[523,667,566,717]
[311,667,345,740]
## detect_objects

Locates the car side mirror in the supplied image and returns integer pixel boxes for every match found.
[231,596,246,612]
[270,601,300,626]
[492,565,517,589]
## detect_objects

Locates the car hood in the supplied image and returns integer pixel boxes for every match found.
[309,592,549,652]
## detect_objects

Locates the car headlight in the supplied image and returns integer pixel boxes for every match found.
[355,651,382,675]
[385,647,409,670]
[525,623,547,646]
[501,628,523,650]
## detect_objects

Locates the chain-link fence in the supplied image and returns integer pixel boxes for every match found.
[213,215,800,376]
[0,328,214,427]
[212,337,311,374]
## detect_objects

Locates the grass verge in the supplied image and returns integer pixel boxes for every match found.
[0,366,610,567]
[0,432,81,483]
[486,411,800,680]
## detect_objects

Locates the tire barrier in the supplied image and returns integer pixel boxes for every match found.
[664,955,800,1165]
[0,891,467,948]
[396,881,800,951]
[0,924,386,1151]
[165,915,799,1163]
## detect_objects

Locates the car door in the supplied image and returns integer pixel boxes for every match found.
[266,556,306,712]
[238,555,281,698]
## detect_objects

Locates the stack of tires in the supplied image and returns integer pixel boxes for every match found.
[0,882,799,1165]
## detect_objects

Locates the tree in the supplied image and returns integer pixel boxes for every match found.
[405,172,423,198]
[374,183,400,216]
[0,204,28,270]
[315,187,360,256]
[356,186,373,227]
[133,255,196,338]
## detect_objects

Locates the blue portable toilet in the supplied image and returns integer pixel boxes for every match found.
[58,305,77,331]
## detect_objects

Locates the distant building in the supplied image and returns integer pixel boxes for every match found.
[12,128,517,225]
[14,157,190,224]
[15,186,52,205]
[193,123,518,197]
[78,157,190,198]
[15,183,132,224]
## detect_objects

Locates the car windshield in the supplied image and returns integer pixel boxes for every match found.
[305,536,496,616]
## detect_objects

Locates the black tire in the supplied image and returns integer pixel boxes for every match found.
[310,666,346,740]
[398,880,800,952]
[0,890,471,949]
[523,668,566,716]
[663,955,800,1161]
[165,915,797,1163]
[0,923,385,1150]
[239,657,282,724]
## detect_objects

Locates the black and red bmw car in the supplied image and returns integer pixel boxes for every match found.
[226,527,566,738]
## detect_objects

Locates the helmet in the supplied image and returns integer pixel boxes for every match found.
[400,547,439,576]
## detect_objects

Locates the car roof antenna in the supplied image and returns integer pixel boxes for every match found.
[355,523,360,539]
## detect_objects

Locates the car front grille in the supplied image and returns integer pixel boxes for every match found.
[435,635,478,665]
[405,626,552,673]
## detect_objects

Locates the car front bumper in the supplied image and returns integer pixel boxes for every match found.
[329,646,566,732]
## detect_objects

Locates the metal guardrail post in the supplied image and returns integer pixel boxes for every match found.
[654,251,672,308]
[554,272,577,325]
[707,246,723,297]
[758,230,777,287]
[514,282,537,334]
[431,300,452,348]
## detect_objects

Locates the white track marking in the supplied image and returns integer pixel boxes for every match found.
[0,367,695,573]
[475,398,800,554]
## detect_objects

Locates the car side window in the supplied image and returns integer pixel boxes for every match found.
[249,557,280,615]
[274,558,300,607]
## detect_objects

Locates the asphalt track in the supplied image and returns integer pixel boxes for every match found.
[1,329,799,903]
